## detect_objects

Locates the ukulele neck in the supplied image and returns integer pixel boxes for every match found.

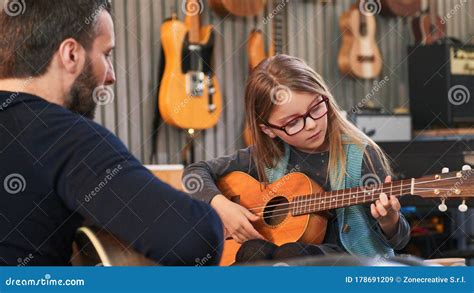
[291,179,414,216]
[290,169,473,216]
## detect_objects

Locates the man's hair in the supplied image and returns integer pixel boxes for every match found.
[0,0,111,79]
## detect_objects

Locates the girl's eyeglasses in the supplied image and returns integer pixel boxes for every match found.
[265,96,329,136]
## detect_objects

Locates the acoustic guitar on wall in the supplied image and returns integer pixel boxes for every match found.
[412,0,446,45]
[209,0,267,17]
[217,165,474,266]
[338,3,383,79]
[159,0,222,130]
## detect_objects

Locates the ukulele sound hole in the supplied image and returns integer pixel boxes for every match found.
[263,196,289,226]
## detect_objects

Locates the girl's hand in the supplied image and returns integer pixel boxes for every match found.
[211,194,265,244]
[370,176,401,238]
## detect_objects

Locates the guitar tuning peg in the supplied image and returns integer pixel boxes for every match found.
[462,165,472,171]
[442,167,449,174]
[438,199,448,212]
[458,200,468,213]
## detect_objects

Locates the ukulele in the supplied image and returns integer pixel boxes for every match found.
[412,0,446,45]
[209,0,267,17]
[158,0,222,130]
[217,165,474,266]
[338,3,383,79]
[244,0,288,146]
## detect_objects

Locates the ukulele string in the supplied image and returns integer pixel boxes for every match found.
[254,188,452,219]
[245,174,463,212]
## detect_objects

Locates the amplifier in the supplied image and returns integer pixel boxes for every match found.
[351,114,412,142]
[408,44,474,130]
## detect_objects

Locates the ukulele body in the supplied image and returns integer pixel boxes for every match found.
[338,7,382,79]
[217,171,328,266]
[159,17,222,130]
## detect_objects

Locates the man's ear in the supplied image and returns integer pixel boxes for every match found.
[57,38,86,75]
[259,124,277,139]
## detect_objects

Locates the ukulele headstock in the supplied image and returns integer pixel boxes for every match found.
[415,165,473,213]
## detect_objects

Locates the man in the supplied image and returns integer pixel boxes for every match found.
[0,0,223,265]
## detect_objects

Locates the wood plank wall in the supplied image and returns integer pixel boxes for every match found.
[95,0,474,164]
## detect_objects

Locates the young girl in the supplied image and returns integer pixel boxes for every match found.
[183,54,410,263]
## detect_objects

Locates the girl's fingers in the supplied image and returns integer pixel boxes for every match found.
[242,207,260,222]
[370,203,380,219]
[379,193,389,206]
[232,232,244,244]
[384,176,392,183]
[242,220,265,240]
[375,199,388,217]
[390,195,401,211]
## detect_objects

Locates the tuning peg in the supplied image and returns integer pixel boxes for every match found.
[438,199,448,212]
[458,200,468,213]
[442,167,449,174]
[462,165,472,171]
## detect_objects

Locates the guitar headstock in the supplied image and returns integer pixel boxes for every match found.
[414,165,473,213]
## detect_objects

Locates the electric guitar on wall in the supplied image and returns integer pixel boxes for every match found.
[244,0,288,145]
[217,165,474,266]
[158,0,222,130]
[338,3,383,79]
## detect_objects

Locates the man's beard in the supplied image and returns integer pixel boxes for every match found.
[65,59,99,120]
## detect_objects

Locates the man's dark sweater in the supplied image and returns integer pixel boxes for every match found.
[0,91,223,266]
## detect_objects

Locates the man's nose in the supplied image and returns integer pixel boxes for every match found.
[104,66,116,86]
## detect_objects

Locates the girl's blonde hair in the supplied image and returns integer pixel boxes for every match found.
[245,54,392,187]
